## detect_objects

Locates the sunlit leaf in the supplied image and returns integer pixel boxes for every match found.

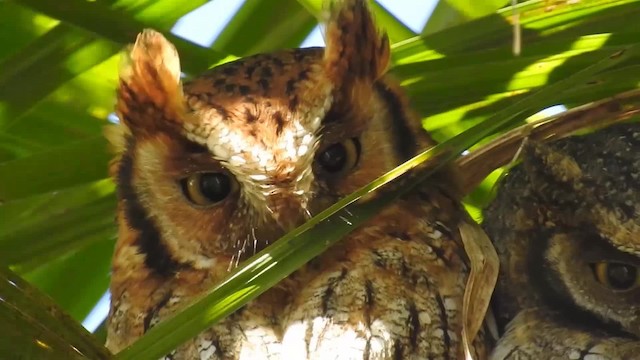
[21,236,113,322]
[422,0,509,35]
[0,179,116,268]
[0,266,112,359]
[0,138,111,202]
[14,0,223,72]
[212,0,316,55]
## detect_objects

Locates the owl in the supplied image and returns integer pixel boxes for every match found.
[482,122,640,359]
[105,1,487,359]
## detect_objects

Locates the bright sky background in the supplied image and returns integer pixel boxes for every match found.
[171,0,438,48]
[83,0,439,333]
[83,0,567,333]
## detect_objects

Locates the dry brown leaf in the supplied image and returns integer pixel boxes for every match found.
[459,220,499,360]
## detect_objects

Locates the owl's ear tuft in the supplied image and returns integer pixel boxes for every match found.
[323,0,390,85]
[521,142,588,203]
[116,30,188,136]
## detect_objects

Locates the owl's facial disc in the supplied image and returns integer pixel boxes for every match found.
[524,130,640,255]
[545,230,640,338]
[178,54,334,237]
[113,2,406,267]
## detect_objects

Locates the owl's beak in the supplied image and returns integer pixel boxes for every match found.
[266,192,311,233]
[236,194,308,256]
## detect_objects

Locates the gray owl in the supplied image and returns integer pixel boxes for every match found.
[483,122,640,359]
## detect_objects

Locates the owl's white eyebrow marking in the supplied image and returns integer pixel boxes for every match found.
[184,103,327,177]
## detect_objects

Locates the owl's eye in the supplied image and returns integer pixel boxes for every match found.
[316,139,360,175]
[592,262,640,291]
[181,172,237,206]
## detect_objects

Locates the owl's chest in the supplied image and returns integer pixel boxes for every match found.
[287,200,468,292]
[182,202,467,359]
[160,200,472,359]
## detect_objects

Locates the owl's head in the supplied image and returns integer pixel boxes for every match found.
[107,0,434,275]
[484,122,640,338]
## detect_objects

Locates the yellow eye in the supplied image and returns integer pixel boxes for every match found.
[180,172,237,206]
[316,138,360,175]
[592,262,640,291]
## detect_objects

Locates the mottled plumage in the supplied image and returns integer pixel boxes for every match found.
[106,1,487,359]
[483,122,640,359]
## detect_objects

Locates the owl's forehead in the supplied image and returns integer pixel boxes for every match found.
[181,48,332,176]
[185,48,325,103]
[559,124,640,190]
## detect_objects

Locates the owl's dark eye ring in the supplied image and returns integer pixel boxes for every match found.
[592,261,640,291]
[180,172,237,206]
[316,138,360,175]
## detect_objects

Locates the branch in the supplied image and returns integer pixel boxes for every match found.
[457,88,640,195]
